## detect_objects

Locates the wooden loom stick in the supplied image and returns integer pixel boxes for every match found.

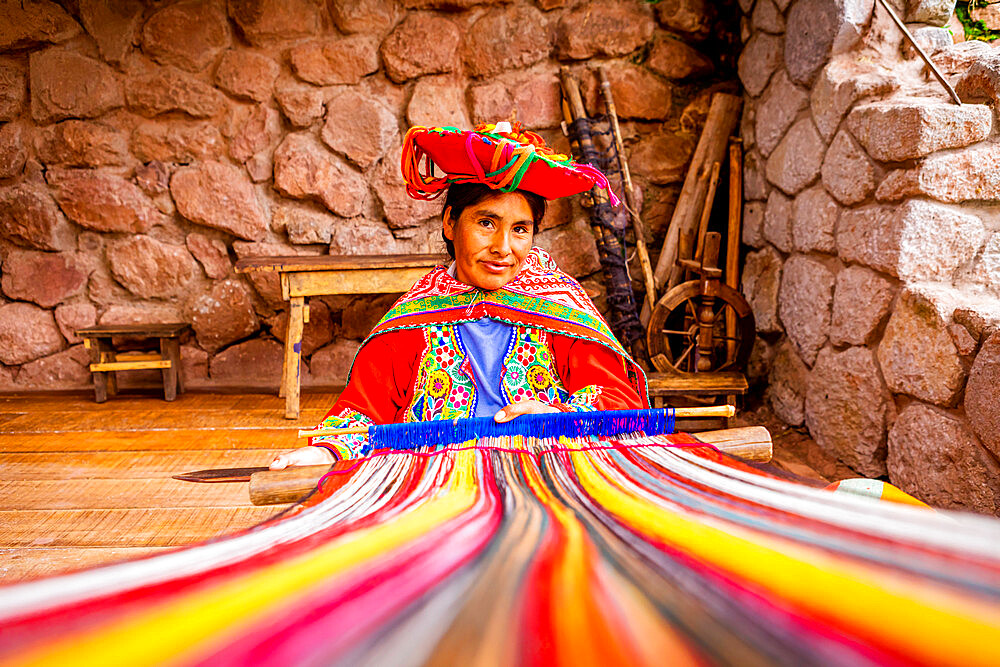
[251,425,774,505]
[693,161,722,263]
[297,405,737,439]
[597,65,658,314]
[644,93,741,323]
[726,140,742,365]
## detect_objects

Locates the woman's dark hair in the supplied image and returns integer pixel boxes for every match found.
[441,183,547,258]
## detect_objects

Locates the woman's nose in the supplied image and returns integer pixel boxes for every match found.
[489,230,511,255]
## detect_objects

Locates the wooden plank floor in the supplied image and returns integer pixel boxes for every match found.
[0,390,338,583]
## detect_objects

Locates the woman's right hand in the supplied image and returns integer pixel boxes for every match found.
[269,445,336,470]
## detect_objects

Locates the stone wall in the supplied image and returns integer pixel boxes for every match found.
[738,0,1000,515]
[0,0,736,391]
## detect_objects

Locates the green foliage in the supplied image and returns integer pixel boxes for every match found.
[957,1,1000,42]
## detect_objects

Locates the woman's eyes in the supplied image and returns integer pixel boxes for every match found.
[512,224,530,235]
[477,218,495,229]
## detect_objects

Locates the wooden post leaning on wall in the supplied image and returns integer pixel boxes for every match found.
[726,140,743,365]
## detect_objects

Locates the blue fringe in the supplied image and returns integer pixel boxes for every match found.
[368,408,676,450]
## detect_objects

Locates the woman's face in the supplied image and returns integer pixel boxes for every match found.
[443,192,534,291]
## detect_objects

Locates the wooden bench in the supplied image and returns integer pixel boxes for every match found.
[234,254,449,419]
[647,370,748,428]
[75,323,190,403]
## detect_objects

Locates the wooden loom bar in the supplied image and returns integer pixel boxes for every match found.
[89,360,172,372]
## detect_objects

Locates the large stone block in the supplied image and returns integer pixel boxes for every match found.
[654,0,712,39]
[792,186,838,253]
[274,79,326,128]
[534,218,600,278]
[846,102,992,163]
[171,160,270,241]
[107,235,196,299]
[186,279,259,352]
[600,62,672,121]
[273,201,336,245]
[737,32,782,97]
[904,0,954,25]
[228,0,322,46]
[767,340,809,426]
[131,120,225,163]
[821,129,875,205]
[126,66,227,118]
[466,6,549,77]
[0,0,79,50]
[829,265,895,346]
[209,338,284,387]
[0,184,73,251]
[763,189,793,253]
[753,0,785,33]
[755,70,808,157]
[555,3,653,60]
[229,104,280,165]
[743,150,768,201]
[765,118,825,195]
[54,302,96,344]
[29,49,123,124]
[329,219,403,255]
[372,141,442,229]
[289,35,380,86]
[98,303,182,326]
[405,76,470,133]
[215,50,279,103]
[48,169,164,234]
[647,37,713,80]
[273,134,367,219]
[628,132,694,185]
[0,302,64,365]
[0,122,27,179]
[15,345,90,390]
[141,1,230,72]
[232,240,321,308]
[778,254,835,366]
[469,65,564,129]
[974,233,1000,295]
[888,404,1000,515]
[931,40,993,77]
[810,60,900,142]
[741,246,783,333]
[0,58,26,121]
[742,200,765,248]
[79,0,143,65]
[785,0,874,85]
[955,53,1000,107]
[381,14,460,83]
[186,232,231,280]
[805,346,891,477]
[878,289,966,406]
[877,143,1000,203]
[329,0,399,34]
[35,120,128,167]
[1,246,88,308]
[836,201,986,281]
[267,299,333,357]
[965,331,1000,459]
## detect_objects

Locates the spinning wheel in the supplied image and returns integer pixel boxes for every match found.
[646,280,755,374]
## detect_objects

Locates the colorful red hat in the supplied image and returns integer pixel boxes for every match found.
[400,121,619,205]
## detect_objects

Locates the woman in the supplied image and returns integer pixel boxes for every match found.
[272,122,647,469]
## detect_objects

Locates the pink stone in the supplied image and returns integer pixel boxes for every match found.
[406,76,470,130]
[380,14,460,83]
[0,121,27,179]
[134,161,170,196]
[0,58,26,121]
[79,0,143,65]
[289,35,380,86]
[274,201,337,245]
[126,66,227,118]
[0,183,74,251]
[966,331,1000,459]
[171,161,269,240]
[655,0,712,39]
[98,303,182,325]
[54,302,96,344]
[230,104,280,163]
[29,49,123,124]
[131,120,225,163]
[846,101,993,162]
[464,6,549,78]
[329,0,400,34]
[273,133,367,218]
[186,232,231,279]
[778,254,834,365]
[600,62,672,120]
[232,240,322,307]
[821,129,875,206]
[209,338,284,388]
[48,169,164,233]
[228,0,322,46]
[267,299,333,356]
[1,246,88,308]
[0,0,80,50]
[371,141,441,229]
[186,279,259,352]
[323,90,398,169]
[107,235,197,298]
[556,3,654,59]
[829,266,895,346]
[141,1,231,72]
[215,50,279,102]
[35,120,128,167]
[876,144,1000,204]
[0,302,64,365]
[647,37,713,80]
[15,345,91,390]
[275,80,326,127]
[628,132,694,184]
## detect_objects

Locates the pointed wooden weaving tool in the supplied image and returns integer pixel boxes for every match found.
[173,466,269,483]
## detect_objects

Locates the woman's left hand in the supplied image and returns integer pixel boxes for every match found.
[494,400,559,423]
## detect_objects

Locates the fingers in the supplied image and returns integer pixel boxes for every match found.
[269,454,289,470]
[495,400,555,423]
[269,446,333,470]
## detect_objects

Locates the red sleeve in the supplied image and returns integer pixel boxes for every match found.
[550,334,647,410]
[322,328,423,424]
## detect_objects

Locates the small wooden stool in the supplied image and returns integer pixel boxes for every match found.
[75,323,190,403]
[647,370,748,428]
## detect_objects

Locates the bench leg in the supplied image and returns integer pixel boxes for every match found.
[89,339,109,403]
[160,338,180,401]
[283,297,305,420]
